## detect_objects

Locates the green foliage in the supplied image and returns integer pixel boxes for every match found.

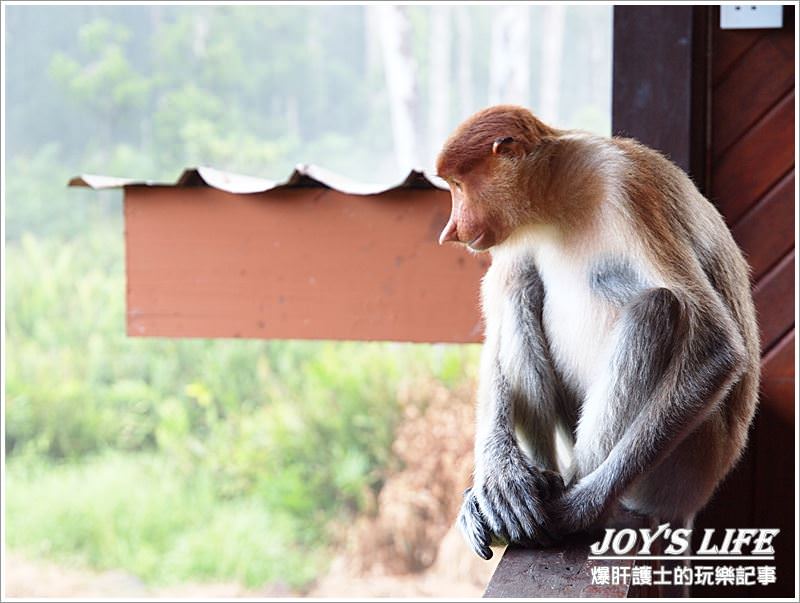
[4,226,480,587]
[5,454,323,588]
[49,19,151,116]
[5,5,415,239]
[4,4,605,588]
[5,5,610,237]
[3,145,121,239]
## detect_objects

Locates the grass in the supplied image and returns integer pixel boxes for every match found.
[5,453,323,588]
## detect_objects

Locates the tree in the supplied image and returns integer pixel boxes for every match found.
[373,5,422,170]
[488,5,530,106]
[538,5,566,123]
[428,7,451,166]
[455,7,475,120]
[48,18,151,150]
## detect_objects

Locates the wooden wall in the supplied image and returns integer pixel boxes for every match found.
[123,186,488,344]
[694,7,795,597]
[613,6,794,596]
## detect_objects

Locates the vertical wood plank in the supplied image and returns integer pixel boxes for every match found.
[612,6,709,189]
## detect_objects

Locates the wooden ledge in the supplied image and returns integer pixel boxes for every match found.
[484,512,654,598]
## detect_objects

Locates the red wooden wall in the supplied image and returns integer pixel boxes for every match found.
[695,10,795,597]
[120,186,487,344]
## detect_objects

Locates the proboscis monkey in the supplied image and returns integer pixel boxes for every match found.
[436,105,758,560]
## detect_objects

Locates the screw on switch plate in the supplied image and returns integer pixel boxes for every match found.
[720,5,783,29]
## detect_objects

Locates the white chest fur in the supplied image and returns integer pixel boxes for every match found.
[486,213,663,399]
[532,238,617,394]
[489,223,637,397]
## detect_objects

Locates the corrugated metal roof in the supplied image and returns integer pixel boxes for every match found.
[69,164,449,195]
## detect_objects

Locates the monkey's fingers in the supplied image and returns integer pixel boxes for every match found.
[497,480,547,544]
[539,469,566,499]
[458,489,494,560]
[475,486,514,543]
[501,479,562,546]
[475,466,564,546]
[518,493,561,546]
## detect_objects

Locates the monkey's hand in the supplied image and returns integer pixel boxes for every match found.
[457,488,494,559]
[459,459,565,559]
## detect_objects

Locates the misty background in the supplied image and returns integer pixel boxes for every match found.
[4,4,611,596]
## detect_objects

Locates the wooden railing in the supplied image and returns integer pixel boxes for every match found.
[484,511,658,598]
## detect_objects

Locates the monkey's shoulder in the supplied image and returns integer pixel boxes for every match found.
[587,257,650,307]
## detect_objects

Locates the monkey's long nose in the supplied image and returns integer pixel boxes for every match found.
[439,218,459,245]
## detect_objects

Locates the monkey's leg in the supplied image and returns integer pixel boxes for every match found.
[513,264,579,470]
[559,287,745,534]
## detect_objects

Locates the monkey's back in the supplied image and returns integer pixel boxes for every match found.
[681,182,760,461]
[614,138,760,502]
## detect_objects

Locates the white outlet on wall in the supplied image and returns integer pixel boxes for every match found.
[720,5,784,29]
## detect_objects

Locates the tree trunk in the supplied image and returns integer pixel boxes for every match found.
[428,7,451,165]
[364,5,381,78]
[455,7,474,120]
[538,5,566,124]
[587,8,608,118]
[374,5,422,170]
[192,13,209,57]
[488,5,530,106]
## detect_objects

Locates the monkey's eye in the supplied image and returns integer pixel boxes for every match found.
[451,180,463,191]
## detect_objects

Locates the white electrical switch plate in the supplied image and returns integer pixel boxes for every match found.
[720,5,784,29]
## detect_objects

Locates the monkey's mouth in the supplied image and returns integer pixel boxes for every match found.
[467,232,490,251]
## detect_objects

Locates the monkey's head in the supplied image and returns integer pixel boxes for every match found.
[435,105,557,252]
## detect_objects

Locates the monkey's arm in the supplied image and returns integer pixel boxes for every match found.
[458,356,565,560]
[559,287,746,532]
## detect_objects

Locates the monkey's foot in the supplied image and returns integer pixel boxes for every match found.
[548,481,606,536]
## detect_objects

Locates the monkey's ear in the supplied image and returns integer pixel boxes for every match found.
[492,136,525,159]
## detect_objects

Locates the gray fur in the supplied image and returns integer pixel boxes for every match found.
[460,277,747,555]
[512,263,579,460]
[561,289,745,532]
[463,358,565,558]
[458,261,571,559]
[589,257,646,306]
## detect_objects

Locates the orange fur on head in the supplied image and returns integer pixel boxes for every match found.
[435,106,560,251]
[436,105,559,178]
